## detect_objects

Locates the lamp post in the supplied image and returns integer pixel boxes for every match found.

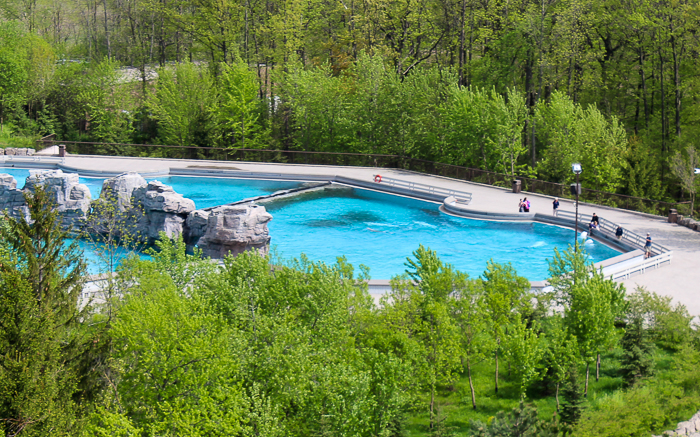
[572,163,582,252]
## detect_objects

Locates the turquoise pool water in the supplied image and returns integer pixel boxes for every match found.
[0,168,620,280]
[264,188,620,281]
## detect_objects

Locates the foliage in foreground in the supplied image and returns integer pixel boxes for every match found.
[0,197,698,436]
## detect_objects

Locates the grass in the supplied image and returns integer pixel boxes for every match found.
[405,347,679,436]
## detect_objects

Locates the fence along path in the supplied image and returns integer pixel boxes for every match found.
[36,140,693,218]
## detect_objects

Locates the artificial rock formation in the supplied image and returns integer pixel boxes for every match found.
[133,181,196,242]
[653,410,700,437]
[24,169,92,227]
[194,204,273,259]
[3,147,35,156]
[0,174,29,221]
[101,171,147,211]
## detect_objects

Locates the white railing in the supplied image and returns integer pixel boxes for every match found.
[373,175,473,204]
[606,251,673,281]
[557,210,670,254]
[1,155,66,165]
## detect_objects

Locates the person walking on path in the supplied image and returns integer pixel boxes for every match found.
[644,233,653,259]
[552,198,560,216]
[616,226,624,240]
[519,199,524,213]
[523,197,530,212]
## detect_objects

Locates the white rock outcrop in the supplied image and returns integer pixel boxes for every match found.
[101,172,147,211]
[24,169,91,227]
[0,174,29,221]
[132,181,196,242]
[196,204,273,259]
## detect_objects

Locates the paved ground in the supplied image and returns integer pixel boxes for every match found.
[53,155,700,315]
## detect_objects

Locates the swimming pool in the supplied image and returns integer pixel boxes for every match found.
[0,168,620,280]
[264,187,619,281]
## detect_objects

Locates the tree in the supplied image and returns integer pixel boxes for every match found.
[546,321,580,409]
[501,316,547,399]
[451,279,487,409]
[0,186,90,435]
[470,402,558,437]
[549,248,626,396]
[398,245,462,429]
[620,317,655,387]
[215,60,267,148]
[670,145,699,218]
[481,261,531,394]
[559,364,584,434]
[147,62,216,149]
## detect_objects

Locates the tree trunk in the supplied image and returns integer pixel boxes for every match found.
[556,381,560,410]
[458,0,466,87]
[670,32,682,138]
[468,357,476,409]
[596,353,600,382]
[102,0,111,60]
[639,48,649,128]
[585,362,589,397]
[495,348,499,394]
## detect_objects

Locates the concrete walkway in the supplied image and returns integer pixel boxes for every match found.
[10,154,700,315]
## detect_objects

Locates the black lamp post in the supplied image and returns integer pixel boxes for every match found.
[572,163,582,252]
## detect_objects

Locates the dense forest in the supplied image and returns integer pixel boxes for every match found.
[1,0,700,210]
[1,188,699,436]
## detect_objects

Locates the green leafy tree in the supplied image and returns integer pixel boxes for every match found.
[451,279,487,409]
[670,145,699,217]
[215,60,268,148]
[394,245,462,430]
[549,248,626,396]
[481,261,531,394]
[147,62,216,149]
[501,316,547,399]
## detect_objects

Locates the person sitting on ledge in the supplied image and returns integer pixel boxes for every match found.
[591,213,600,228]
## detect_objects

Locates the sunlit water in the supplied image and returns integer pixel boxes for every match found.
[264,188,620,280]
[1,168,620,280]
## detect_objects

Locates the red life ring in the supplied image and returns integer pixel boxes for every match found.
[374,175,382,183]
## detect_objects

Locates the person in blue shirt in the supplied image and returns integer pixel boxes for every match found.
[644,233,652,259]
[552,198,559,216]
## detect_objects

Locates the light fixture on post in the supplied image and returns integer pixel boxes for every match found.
[571,163,582,252]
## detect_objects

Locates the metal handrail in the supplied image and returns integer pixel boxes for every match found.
[557,209,670,254]
[606,251,673,281]
[373,175,473,204]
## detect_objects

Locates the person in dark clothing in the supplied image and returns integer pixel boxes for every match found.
[645,233,652,259]
[552,198,560,216]
[615,226,623,240]
[591,213,600,228]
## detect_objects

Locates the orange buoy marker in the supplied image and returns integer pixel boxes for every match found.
[374,175,382,183]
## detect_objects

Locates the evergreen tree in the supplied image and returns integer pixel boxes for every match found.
[0,186,89,435]
[469,402,557,437]
[559,364,584,434]
[620,317,655,387]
